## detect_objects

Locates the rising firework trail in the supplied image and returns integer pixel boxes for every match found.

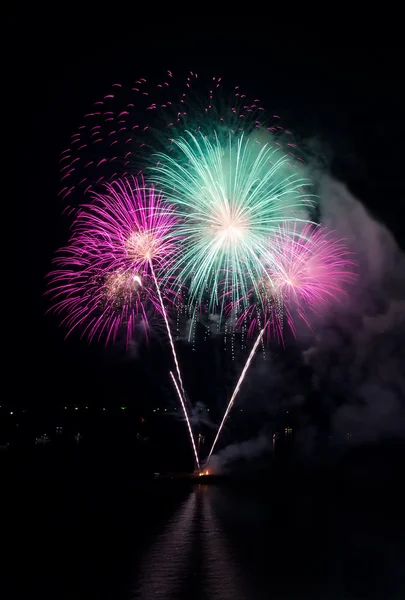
[207,328,265,461]
[170,371,200,468]
[149,260,188,413]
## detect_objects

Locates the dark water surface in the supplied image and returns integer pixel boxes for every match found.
[3,458,405,599]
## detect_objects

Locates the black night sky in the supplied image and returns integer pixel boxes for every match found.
[4,6,405,599]
[7,10,405,448]
[5,7,404,456]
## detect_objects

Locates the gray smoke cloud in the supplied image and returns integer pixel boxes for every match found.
[210,177,405,469]
[305,178,405,443]
[208,433,270,474]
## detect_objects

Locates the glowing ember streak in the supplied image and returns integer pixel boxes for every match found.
[207,328,265,461]
[170,371,200,468]
[148,259,189,420]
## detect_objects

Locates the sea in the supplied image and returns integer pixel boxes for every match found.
[3,447,405,599]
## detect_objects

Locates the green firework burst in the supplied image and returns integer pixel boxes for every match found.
[153,130,316,319]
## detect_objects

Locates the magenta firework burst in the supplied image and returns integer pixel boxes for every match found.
[241,223,357,340]
[272,224,356,308]
[48,176,179,345]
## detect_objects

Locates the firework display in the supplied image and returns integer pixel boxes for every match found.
[49,71,357,466]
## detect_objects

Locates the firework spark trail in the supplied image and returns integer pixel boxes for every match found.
[207,327,265,462]
[143,241,199,469]
[148,259,188,407]
[170,371,200,468]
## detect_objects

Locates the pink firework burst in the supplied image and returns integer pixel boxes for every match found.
[48,176,180,345]
[240,223,357,341]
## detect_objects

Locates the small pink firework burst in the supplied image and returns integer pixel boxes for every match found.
[239,223,357,342]
[48,176,180,345]
[58,70,305,209]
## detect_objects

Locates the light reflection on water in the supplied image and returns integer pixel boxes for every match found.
[131,483,405,600]
[133,485,248,600]
[200,484,247,600]
[5,450,405,599]
[133,490,197,599]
